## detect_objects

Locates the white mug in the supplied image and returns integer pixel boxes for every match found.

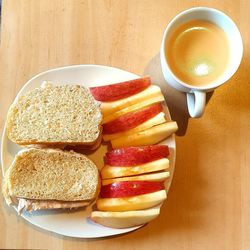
[160,7,243,118]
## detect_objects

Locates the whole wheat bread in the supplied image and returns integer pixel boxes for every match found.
[6,82,102,146]
[3,148,100,207]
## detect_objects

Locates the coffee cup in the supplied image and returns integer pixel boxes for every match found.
[160,7,243,118]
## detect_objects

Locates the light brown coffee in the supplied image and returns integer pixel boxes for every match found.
[166,20,230,86]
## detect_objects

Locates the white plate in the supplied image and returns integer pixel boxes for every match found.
[1,65,176,238]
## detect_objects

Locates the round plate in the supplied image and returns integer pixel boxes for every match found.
[1,65,176,238]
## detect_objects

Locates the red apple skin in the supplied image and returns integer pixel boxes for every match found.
[105,145,169,166]
[89,77,151,102]
[100,181,165,198]
[103,103,163,134]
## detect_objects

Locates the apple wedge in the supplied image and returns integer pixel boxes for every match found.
[103,112,166,141]
[90,77,151,102]
[111,121,178,149]
[101,85,164,117]
[102,171,170,185]
[96,190,166,211]
[105,145,169,166]
[91,208,160,229]
[102,92,165,124]
[100,181,164,198]
[103,103,163,134]
[101,158,169,179]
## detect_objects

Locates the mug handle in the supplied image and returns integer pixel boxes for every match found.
[187,91,206,118]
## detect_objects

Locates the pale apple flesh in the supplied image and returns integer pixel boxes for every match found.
[96,190,167,211]
[101,85,164,117]
[101,94,165,125]
[103,112,166,141]
[102,93,165,124]
[103,103,163,134]
[111,121,178,149]
[101,158,169,179]
[91,208,160,229]
[102,171,170,185]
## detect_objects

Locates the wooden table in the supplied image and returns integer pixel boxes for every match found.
[0,1,249,249]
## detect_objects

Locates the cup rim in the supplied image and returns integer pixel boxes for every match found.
[160,6,243,90]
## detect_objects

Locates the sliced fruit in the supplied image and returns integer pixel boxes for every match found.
[96,190,166,211]
[111,122,178,149]
[105,145,169,166]
[101,158,169,179]
[91,208,160,229]
[100,181,165,198]
[101,85,163,117]
[103,112,166,141]
[102,93,165,124]
[103,103,163,134]
[102,171,170,185]
[90,77,151,102]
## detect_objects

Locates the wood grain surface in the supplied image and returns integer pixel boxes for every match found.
[0,0,249,249]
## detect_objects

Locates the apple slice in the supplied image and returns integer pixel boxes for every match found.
[90,77,151,102]
[103,103,163,134]
[105,145,169,166]
[100,181,165,198]
[102,93,165,124]
[101,158,169,179]
[91,208,160,229]
[101,85,163,117]
[103,112,166,141]
[102,171,170,185]
[96,190,166,211]
[111,121,178,149]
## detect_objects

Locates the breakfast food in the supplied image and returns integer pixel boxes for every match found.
[2,148,100,213]
[102,112,167,142]
[91,77,178,148]
[110,122,178,148]
[101,145,170,179]
[102,103,163,134]
[105,145,169,166]
[100,85,165,117]
[102,172,170,185]
[6,82,102,146]
[3,75,177,231]
[91,208,160,229]
[101,158,169,179]
[90,76,151,101]
[91,145,170,228]
[100,181,165,198]
[97,190,166,212]
[89,76,176,229]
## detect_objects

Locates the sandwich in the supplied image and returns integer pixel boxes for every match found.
[6,82,102,147]
[2,148,100,213]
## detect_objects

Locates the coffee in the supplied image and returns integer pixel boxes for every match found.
[166,20,230,86]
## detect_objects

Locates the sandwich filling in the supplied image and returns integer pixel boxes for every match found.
[14,197,90,214]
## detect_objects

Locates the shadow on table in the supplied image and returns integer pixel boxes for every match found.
[143,53,213,136]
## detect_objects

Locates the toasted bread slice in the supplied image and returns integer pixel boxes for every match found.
[6,82,102,146]
[3,148,101,208]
